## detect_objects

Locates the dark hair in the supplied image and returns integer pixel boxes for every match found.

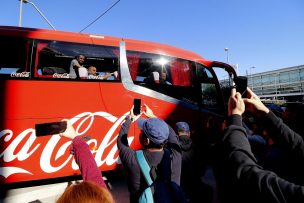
[140,132,166,149]
[77,54,86,59]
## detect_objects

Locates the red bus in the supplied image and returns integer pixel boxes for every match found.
[0,26,236,200]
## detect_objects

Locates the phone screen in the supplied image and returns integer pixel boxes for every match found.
[35,121,67,136]
[133,99,141,115]
[235,76,248,97]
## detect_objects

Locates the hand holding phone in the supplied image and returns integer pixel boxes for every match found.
[235,76,248,98]
[133,98,141,115]
[142,104,157,118]
[35,121,67,136]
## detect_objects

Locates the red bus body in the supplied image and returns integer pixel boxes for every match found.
[0,26,236,186]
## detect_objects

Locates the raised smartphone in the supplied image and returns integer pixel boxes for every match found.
[235,76,248,97]
[35,121,67,136]
[133,98,141,115]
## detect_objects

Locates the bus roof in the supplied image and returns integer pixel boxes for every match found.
[0,26,209,64]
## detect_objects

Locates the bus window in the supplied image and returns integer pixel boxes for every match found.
[34,40,119,80]
[127,51,197,104]
[214,67,233,107]
[197,64,221,111]
[0,36,30,79]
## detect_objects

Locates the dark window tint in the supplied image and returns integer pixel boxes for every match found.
[197,64,220,111]
[34,40,119,80]
[126,50,198,104]
[0,36,30,79]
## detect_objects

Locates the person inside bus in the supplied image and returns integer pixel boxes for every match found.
[87,66,115,80]
[143,71,160,84]
[87,66,98,76]
[56,119,115,203]
[117,104,182,203]
[69,54,86,79]
[160,69,172,85]
[215,87,304,203]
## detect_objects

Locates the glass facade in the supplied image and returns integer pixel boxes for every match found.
[247,65,304,103]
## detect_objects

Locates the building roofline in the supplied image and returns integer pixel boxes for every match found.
[251,65,304,76]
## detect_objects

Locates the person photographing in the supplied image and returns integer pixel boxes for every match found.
[216,87,304,203]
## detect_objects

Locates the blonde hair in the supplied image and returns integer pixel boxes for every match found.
[56,181,115,203]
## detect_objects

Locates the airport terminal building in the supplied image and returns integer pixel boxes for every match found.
[246,65,304,103]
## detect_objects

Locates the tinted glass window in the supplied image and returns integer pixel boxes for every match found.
[280,72,289,82]
[262,75,270,85]
[289,71,299,81]
[300,69,304,80]
[197,64,220,111]
[34,40,119,80]
[0,36,30,79]
[126,50,197,104]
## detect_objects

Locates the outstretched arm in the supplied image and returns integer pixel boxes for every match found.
[244,88,304,155]
[218,88,304,202]
[60,120,106,188]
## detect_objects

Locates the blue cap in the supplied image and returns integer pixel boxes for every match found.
[137,118,169,145]
[176,122,190,133]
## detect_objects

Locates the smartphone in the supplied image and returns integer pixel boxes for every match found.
[235,76,248,97]
[133,98,141,115]
[35,121,67,136]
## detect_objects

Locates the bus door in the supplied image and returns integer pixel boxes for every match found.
[196,61,237,144]
[209,61,237,110]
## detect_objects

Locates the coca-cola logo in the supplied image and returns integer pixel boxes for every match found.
[10,72,30,78]
[0,111,136,181]
[53,73,70,78]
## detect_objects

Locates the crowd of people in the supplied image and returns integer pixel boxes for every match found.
[55,86,304,203]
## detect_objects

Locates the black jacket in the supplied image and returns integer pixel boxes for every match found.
[117,117,182,203]
[216,111,304,203]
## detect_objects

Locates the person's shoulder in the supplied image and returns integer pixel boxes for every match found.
[71,59,79,64]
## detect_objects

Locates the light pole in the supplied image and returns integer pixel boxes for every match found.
[19,0,56,30]
[224,48,229,63]
[18,0,23,26]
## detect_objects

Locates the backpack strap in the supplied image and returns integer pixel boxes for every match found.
[135,150,153,186]
[159,148,171,181]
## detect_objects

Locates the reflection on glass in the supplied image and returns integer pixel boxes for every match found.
[201,83,218,108]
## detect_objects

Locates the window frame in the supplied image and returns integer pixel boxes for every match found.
[0,36,33,80]
[32,39,120,82]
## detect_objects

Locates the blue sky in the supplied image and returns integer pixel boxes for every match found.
[1,0,303,76]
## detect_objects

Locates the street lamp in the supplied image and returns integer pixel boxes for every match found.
[18,0,23,26]
[224,48,229,63]
[18,0,56,30]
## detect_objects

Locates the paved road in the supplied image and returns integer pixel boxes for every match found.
[2,167,219,203]
[108,166,220,203]
[106,173,130,203]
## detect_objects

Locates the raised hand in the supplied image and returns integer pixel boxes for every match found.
[243,87,269,114]
[142,104,157,118]
[59,119,78,140]
[228,88,245,116]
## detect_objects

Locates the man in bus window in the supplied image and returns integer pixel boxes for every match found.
[69,54,86,79]
[87,66,117,80]
[160,70,172,85]
[87,66,98,76]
